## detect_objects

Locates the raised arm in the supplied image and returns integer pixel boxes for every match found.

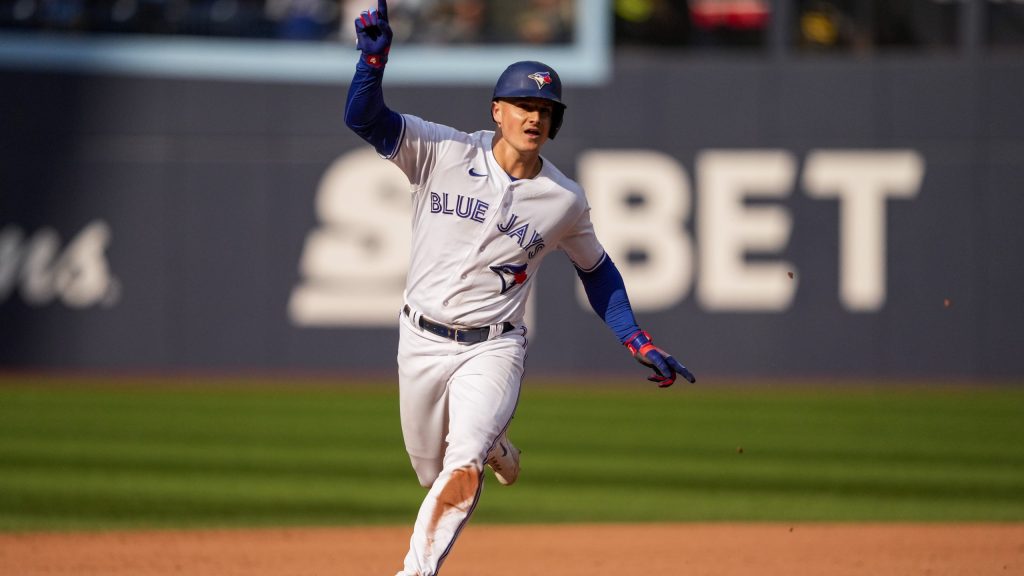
[344,0,403,157]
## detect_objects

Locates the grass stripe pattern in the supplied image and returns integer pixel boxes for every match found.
[1,381,1022,531]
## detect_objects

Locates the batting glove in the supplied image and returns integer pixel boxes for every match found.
[625,330,696,388]
[354,0,392,68]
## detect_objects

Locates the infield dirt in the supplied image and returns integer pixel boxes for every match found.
[2,523,1021,575]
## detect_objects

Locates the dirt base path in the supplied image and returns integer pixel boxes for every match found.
[2,524,1022,576]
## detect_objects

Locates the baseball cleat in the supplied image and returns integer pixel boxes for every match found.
[486,431,520,486]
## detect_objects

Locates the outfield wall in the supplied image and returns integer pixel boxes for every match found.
[2,53,1023,378]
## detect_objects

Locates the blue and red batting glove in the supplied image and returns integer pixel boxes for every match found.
[355,0,392,68]
[625,330,696,388]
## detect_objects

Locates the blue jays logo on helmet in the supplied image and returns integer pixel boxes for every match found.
[490,263,528,294]
[527,71,552,90]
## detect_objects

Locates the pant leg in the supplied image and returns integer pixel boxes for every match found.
[397,312,456,488]
[401,328,526,576]
[443,340,525,471]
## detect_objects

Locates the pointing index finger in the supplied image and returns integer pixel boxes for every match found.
[378,0,388,21]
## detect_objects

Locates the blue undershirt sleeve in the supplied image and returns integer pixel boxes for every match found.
[344,60,403,157]
[575,255,641,344]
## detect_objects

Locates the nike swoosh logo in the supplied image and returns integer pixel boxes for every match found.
[468,167,487,177]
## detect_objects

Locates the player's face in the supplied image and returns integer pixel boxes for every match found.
[493,97,553,153]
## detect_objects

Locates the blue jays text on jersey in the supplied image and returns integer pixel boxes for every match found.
[430,192,489,223]
[496,213,545,259]
[430,191,548,260]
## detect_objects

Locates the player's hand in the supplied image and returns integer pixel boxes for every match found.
[625,330,696,388]
[354,0,392,68]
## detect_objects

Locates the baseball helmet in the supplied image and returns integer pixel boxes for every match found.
[491,60,567,139]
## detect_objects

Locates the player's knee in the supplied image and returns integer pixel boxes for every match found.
[436,465,481,508]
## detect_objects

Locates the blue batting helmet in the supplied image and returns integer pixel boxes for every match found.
[492,61,566,139]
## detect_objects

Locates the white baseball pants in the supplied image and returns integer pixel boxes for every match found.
[396,309,526,576]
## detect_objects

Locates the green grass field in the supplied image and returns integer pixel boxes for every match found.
[1,379,1023,531]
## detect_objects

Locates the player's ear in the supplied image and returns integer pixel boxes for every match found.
[491,100,502,126]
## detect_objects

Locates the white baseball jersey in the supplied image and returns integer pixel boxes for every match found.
[389,113,606,328]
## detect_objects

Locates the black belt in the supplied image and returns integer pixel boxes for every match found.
[404,305,514,344]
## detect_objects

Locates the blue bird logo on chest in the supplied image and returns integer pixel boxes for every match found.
[490,263,528,294]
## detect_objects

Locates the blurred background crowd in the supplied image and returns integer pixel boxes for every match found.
[0,0,574,44]
[1,0,1022,50]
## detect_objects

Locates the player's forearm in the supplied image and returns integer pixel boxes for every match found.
[344,61,403,155]
[576,255,641,343]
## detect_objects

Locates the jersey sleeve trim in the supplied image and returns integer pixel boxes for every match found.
[572,251,607,274]
[379,114,406,160]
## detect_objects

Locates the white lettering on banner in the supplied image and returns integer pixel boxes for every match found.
[578,150,693,310]
[291,147,924,326]
[0,220,120,308]
[576,149,924,313]
[289,147,412,327]
[698,150,797,311]
[803,150,924,312]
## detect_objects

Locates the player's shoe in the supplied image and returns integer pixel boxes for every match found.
[486,430,520,486]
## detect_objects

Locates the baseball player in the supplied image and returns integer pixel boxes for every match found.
[345,2,696,574]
